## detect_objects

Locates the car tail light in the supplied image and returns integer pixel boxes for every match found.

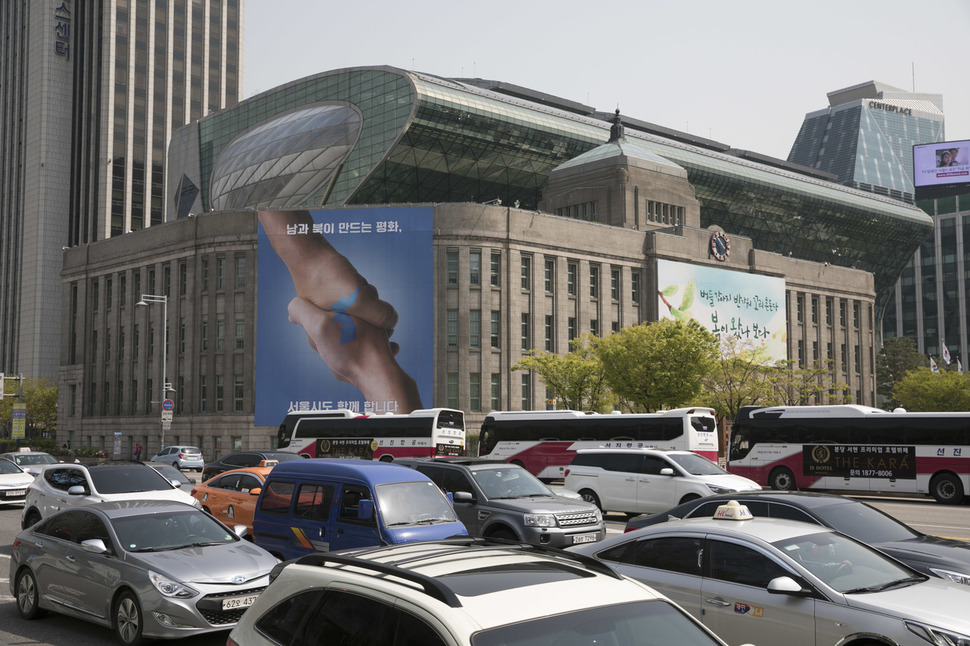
[624,525,638,533]
[226,638,240,646]
[12,539,20,549]
[563,468,570,477]
[190,487,198,496]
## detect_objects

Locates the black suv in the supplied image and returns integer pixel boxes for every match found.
[201,450,306,481]
[396,457,604,547]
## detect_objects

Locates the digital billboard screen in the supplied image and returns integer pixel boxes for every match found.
[656,259,787,363]
[254,207,433,426]
[913,139,970,190]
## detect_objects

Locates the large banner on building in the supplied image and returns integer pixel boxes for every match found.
[657,259,787,363]
[255,207,433,427]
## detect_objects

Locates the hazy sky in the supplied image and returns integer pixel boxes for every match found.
[243,0,969,161]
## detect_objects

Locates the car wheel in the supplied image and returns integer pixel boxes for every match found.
[22,509,42,529]
[678,494,702,505]
[114,590,144,646]
[578,489,602,511]
[769,467,796,491]
[486,527,518,541]
[172,461,180,469]
[15,569,47,620]
[931,473,964,505]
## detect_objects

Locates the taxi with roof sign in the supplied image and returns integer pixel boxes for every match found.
[190,461,278,536]
[571,501,970,646]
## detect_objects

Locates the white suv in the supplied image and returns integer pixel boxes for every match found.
[21,461,201,528]
[227,537,734,646]
[564,448,761,515]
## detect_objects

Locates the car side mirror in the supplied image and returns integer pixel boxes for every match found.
[170,479,182,488]
[660,467,675,476]
[249,487,262,497]
[453,491,474,503]
[767,575,812,596]
[358,498,375,520]
[68,485,88,496]
[233,525,249,538]
[80,538,108,554]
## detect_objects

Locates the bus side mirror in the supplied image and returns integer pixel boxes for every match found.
[358,499,374,520]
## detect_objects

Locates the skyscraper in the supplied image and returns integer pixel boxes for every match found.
[788,81,944,203]
[0,0,242,380]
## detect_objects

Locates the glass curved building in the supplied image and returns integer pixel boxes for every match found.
[169,67,931,313]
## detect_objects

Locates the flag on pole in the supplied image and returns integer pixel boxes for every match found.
[943,344,952,364]
[930,357,939,373]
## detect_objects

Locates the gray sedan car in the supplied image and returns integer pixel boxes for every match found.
[10,500,279,645]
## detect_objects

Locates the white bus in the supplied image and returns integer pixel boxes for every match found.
[478,408,719,480]
[276,408,465,461]
[727,404,970,504]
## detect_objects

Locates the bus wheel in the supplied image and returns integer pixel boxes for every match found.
[769,467,796,491]
[579,489,602,511]
[931,473,964,505]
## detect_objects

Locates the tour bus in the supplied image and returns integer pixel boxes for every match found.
[727,404,970,504]
[276,408,465,461]
[478,408,719,480]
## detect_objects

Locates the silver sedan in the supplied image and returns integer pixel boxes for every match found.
[10,499,279,645]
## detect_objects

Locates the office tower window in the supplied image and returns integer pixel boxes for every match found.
[567,263,577,296]
[469,373,481,412]
[470,250,481,285]
[447,251,458,285]
[521,255,532,290]
[491,311,501,348]
[235,256,246,289]
[490,252,501,287]
[447,373,458,409]
[544,259,555,293]
[447,310,458,347]
[590,265,599,298]
[216,313,225,350]
[521,373,532,409]
[216,375,224,412]
[545,315,554,351]
[470,310,481,348]
[491,373,501,410]
[234,375,244,412]
[521,313,530,350]
[631,271,640,304]
[234,312,245,350]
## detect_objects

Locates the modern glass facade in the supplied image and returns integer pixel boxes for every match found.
[883,193,970,366]
[788,81,945,203]
[169,67,932,315]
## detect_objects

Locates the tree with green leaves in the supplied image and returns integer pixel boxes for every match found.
[766,359,851,406]
[893,368,970,411]
[512,334,615,412]
[701,336,774,422]
[595,319,719,412]
[0,377,58,442]
[876,336,927,409]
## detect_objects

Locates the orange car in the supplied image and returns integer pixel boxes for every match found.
[190,461,278,536]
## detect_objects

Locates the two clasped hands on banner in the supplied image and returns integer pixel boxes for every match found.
[259,210,422,413]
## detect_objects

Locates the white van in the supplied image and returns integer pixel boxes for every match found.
[563,448,761,515]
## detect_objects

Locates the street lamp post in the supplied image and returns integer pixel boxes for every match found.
[137,294,170,449]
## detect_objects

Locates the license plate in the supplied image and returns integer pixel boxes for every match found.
[3,489,25,498]
[222,593,259,610]
[571,533,599,544]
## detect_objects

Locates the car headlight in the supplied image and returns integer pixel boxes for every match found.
[523,513,557,528]
[149,570,198,599]
[929,567,970,586]
[190,497,203,509]
[907,621,970,646]
[592,507,603,523]
[707,484,738,494]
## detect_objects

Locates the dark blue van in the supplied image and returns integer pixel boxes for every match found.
[252,459,467,560]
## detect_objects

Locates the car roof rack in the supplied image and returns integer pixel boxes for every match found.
[283,536,622,607]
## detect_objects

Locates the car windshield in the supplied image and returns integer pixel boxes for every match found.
[90,465,175,494]
[151,464,192,485]
[472,599,723,646]
[13,453,58,466]
[666,453,727,476]
[113,510,238,552]
[773,530,921,593]
[0,459,25,474]
[180,447,201,455]
[376,481,459,527]
[474,467,554,499]
[811,500,920,543]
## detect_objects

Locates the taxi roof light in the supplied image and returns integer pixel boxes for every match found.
[259,459,279,467]
[713,500,753,521]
